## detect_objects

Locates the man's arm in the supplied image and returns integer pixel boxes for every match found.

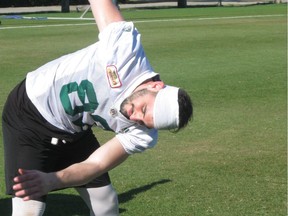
[13,137,129,201]
[89,0,124,32]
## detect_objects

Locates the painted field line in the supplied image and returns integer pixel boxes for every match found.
[134,14,285,23]
[0,22,95,30]
[0,14,285,30]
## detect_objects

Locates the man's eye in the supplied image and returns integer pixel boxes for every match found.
[142,106,147,115]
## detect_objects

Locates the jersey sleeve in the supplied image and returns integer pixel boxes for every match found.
[98,21,139,61]
[98,21,154,80]
[116,126,158,154]
[99,22,159,154]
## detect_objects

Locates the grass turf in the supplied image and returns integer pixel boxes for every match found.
[0,4,286,216]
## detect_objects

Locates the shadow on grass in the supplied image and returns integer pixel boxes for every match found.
[0,179,171,215]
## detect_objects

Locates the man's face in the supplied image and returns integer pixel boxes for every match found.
[120,89,157,128]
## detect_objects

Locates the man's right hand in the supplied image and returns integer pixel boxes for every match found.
[13,169,56,201]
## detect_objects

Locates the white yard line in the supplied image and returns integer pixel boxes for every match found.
[0,14,285,30]
[0,22,95,30]
[134,14,285,23]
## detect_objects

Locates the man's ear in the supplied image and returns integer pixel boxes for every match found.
[147,81,165,92]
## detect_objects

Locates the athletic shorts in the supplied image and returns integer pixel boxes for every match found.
[2,80,111,196]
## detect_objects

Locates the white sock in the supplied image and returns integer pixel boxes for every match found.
[12,197,46,216]
[76,184,119,216]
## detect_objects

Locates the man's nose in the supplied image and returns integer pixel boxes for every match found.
[130,111,143,121]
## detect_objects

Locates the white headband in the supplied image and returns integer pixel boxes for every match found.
[153,85,179,130]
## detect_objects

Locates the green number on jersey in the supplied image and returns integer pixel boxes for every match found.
[60,80,111,130]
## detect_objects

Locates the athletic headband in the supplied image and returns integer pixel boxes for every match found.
[153,85,179,130]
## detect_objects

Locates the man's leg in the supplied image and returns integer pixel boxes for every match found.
[3,118,48,216]
[76,184,119,216]
[12,197,46,216]
[70,131,118,215]
[2,86,50,216]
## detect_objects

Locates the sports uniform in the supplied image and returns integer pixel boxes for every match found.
[1,0,193,213]
[2,21,159,196]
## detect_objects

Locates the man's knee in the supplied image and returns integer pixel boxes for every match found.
[12,197,46,216]
[77,184,119,216]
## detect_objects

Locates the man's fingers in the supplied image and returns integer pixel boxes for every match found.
[18,168,25,175]
[18,168,34,176]
[14,185,38,197]
[12,169,52,200]
[12,169,49,201]
[13,170,41,194]
[13,174,41,190]
[15,189,43,201]
[13,182,43,200]
[13,181,33,191]
[13,169,37,183]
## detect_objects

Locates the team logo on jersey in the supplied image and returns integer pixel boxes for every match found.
[106,65,122,88]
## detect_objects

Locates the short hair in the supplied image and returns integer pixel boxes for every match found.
[177,88,193,131]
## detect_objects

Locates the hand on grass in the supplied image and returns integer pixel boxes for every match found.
[13,168,55,201]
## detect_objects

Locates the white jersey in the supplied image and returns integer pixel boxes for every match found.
[26,22,159,154]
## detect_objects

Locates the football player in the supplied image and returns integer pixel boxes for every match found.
[2,0,193,215]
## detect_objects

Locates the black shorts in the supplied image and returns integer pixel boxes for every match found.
[2,80,110,196]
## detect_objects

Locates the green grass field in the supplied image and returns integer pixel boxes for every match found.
[0,4,287,215]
